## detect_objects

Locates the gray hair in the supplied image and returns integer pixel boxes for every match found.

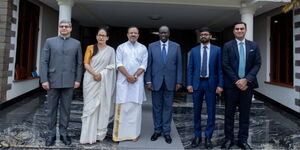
[59,19,72,27]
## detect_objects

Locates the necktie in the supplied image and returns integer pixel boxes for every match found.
[238,42,245,78]
[162,43,167,64]
[201,46,208,77]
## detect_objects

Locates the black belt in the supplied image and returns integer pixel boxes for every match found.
[200,77,209,80]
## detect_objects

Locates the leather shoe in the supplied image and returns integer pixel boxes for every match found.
[60,135,71,145]
[191,137,201,148]
[237,141,252,149]
[45,136,56,146]
[164,135,172,144]
[221,139,234,149]
[151,133,161,141]
[205,138,213,149]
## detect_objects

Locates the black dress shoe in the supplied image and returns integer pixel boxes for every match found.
[45,136,56,146]
[164,135,172,144]
[60,135,71,145]
[191,137,201,148]
[221,139,234,149]
[151,133,161,141]
[237,141,252,149]
[205,138,213,149]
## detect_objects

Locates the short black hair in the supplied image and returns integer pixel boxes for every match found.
[233,21,247,29]
[198,27,211,34]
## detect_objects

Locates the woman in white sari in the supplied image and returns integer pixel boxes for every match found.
[80,28,116,144]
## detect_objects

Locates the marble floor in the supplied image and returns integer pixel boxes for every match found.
[0,89,300,149]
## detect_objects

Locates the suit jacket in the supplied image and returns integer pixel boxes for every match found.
[146,40,182,91]
[187,44,223,92]
[222,39,261,89]
[40,36,83,88]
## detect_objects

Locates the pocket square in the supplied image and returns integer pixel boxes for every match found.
[249,49,254,52]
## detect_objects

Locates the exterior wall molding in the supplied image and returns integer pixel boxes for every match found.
[294,8,300,108]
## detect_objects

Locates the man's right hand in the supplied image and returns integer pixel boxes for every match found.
[187,86,193,93]
[147,83,153,91]
[42,82,50,90]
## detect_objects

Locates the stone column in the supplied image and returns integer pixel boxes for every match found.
[56,0,74,22]
[240,7,256,41]
[0,0,14,103]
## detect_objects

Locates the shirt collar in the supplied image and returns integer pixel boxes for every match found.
[160,40,169,46]
[235,38,246,44]
[59,35,70,40]
[201,43,210,49]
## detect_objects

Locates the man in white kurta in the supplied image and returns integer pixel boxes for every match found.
[113,26,148,142]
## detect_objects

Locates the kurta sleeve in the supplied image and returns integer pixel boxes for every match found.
[139,47,148,71]
[84,45,93,64]
[116,45,124,68]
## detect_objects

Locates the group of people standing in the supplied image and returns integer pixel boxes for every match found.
[40,19,260,150]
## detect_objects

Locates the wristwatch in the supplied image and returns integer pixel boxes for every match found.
[134,75,138,79]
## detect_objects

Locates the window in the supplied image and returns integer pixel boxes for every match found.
[269,11,293,86]
[15,0,40,81]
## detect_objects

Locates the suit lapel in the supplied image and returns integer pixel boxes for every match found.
[245,40,250,63]
[209,45,214,71]
[245,40,251,69]
[232,40,239,61]
[154,41,164,63]
[194,45,201,71]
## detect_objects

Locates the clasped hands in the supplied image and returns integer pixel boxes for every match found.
[127,75,137,83]
[235,78,248,91]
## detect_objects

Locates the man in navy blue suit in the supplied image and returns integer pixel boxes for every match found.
[221,22,261,150]
[187,27,223,149]
[146,25,182,144]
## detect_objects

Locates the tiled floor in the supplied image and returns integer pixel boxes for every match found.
[0,89,300,149]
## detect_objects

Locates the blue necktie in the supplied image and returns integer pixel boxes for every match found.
[238,42,245,78]
[201,46,208,77]
[162,43,167,64]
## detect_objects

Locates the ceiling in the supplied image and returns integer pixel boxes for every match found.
[39,0,288,31]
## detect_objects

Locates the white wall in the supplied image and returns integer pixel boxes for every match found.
[254,8,300,112]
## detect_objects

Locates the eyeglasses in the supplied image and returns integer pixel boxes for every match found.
[59,25,71,28]
[200,33,210,37]
[97,34,108,38]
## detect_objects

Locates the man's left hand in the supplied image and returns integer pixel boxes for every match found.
[216,87,223,95]
[175,84,181,91]
[74,82,80,88]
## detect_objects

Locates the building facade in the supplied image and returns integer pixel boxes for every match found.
[0,0,299,113]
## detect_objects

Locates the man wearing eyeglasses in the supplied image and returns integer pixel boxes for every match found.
[187,27,223,149]
[40,19,83,146]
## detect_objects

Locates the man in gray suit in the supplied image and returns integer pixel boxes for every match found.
[146,25,182,144]
[40,20,83,146]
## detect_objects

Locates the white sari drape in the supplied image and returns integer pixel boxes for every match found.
[80,46,116,144]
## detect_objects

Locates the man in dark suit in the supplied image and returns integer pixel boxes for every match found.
[40,19,83,146]
[146,25,182,144]
[187,27,223,149]
[221,22,261,150]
